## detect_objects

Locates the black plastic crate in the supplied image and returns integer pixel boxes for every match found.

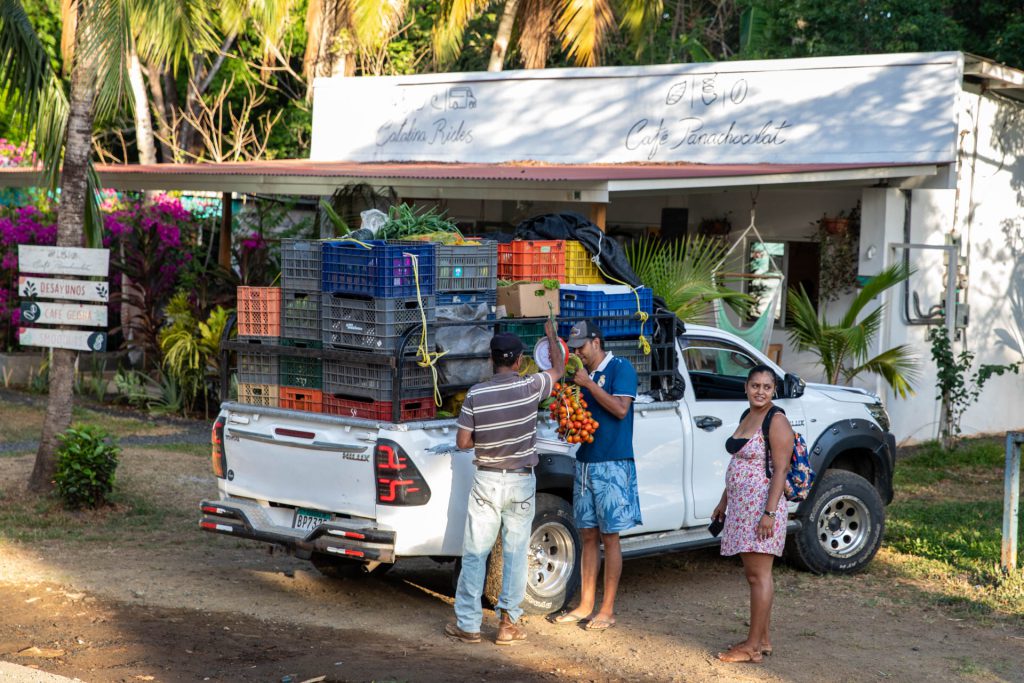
[237,350,279,385]
[323,357,434,402]
[436,241,498,292]
[281,288,321,342]
[281,239,322,291]
[322,294,435,354]
[321,240,436,298]
[603,340,653,393]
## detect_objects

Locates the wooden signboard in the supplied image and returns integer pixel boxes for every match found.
[18,245,109,277]
[20,301,108,327]
[18,276,109,303]
[18,328,107,352]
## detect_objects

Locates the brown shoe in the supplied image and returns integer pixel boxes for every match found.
[495,611,527,646]
[444,622,481,644]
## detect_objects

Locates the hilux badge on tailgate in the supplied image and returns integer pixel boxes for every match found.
[343,452,371,462]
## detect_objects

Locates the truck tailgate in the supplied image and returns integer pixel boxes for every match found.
[222,408,378,518]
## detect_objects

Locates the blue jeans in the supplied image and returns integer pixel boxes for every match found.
[454,469,536,632]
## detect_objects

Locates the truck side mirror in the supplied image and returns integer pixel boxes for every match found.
[784,373,805,399]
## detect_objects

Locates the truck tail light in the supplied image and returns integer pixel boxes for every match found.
[374,439,430,506]
[211,416,227,478]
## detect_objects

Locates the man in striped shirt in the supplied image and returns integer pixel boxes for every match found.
[446,322,565,646]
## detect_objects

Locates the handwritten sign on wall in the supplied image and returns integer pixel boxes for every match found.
[18,245,110,277]
[19,276,110,303]
[312,52,961,165]
[19,328,107,352]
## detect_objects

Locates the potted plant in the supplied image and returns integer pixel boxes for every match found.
[815,203,860,304]
[698,213,732,236]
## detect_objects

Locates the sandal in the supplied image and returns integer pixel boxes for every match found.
[547,611,589,625]
[584,617,615,631]
[727,641,772,656]
[717,646,763,664]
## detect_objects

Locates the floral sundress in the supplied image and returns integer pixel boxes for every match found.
[720,429,787,557]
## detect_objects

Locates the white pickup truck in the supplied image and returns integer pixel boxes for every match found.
[201,323,896,615]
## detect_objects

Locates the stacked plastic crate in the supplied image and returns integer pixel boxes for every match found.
[497,240,565,347]
[236,286,282,407]
[558,284,655,339]
[320,240,439,421]
[436,240,499,319]
[564,240,604,284]
[279,239,324,412]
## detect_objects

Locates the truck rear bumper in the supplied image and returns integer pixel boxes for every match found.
[199,498,396,563]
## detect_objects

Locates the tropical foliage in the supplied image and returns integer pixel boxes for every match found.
[54,424,121,509]
[786,263,918,397]
[624,234,750,323]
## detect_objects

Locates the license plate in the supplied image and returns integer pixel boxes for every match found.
[293,507,331,531]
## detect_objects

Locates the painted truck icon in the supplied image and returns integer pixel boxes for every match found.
[447,87,476,110]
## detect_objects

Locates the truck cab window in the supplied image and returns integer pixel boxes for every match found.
[680,339,759,401]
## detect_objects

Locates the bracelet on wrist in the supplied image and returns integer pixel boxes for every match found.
[762,510,777,518]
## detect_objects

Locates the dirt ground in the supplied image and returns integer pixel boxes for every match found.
[1,436,1023,682]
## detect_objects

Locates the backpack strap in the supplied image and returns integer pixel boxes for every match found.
[762,406,786,478]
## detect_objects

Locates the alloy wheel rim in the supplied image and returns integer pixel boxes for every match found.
[528,521,575,599]
[816,494,869,558]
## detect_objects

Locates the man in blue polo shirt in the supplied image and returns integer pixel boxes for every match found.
[550,320,641,632]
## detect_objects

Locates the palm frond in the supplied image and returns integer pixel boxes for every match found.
[845,345,920,399]
[618,0,661,44]
[350,0,407,49]
[131,0,219,73]
[555,0,615,67]
[839,262,910,328]
[516,0,555,69]
[432,0,488,64]
[80,0,131,123]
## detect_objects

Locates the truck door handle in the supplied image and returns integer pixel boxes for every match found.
[694,415,723,431]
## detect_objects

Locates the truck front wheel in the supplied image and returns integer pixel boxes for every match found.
[788,470,885,574]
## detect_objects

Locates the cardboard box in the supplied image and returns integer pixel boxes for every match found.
[497,283,560,318]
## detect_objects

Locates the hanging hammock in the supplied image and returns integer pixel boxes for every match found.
[711,206,785,354]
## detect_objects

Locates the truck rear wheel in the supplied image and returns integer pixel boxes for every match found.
[788,470,885,575]
[473,493,580,615]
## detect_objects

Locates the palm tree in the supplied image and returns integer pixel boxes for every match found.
[434,0,662,70]
[786,263,918,397]
[1,0,211,492]
[624,235,751,323]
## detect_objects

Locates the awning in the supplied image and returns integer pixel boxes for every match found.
[0,159,941,202]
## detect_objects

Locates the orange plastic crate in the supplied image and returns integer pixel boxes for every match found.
[237,287,282,338]
[279,386,323,413]
[498,240,565,283]
[564,241,604,284]
[237,383,278,407]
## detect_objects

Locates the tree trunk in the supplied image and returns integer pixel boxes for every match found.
[488,0,521,72]
[145,62,173,162]
[128,50,157,166]
[29,43,97,493]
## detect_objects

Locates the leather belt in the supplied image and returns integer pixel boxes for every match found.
[477,465,533,474]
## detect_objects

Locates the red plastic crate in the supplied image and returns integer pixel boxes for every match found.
[237,287,282,338]
[498,240,565,283]
[323,394,436,422]
[279,386,323,413]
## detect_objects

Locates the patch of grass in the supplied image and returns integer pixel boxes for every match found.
[885,437,1024,620]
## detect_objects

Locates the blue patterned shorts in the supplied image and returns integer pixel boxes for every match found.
[573,459,643,534]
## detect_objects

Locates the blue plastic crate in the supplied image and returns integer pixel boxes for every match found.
[321,240,436,298]
[558,285,654,338]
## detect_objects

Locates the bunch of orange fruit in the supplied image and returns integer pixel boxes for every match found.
[549,382,599,444]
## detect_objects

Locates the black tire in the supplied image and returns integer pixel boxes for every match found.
[476,493,581,616]
[788,469,885,575]
[310,553,393,579]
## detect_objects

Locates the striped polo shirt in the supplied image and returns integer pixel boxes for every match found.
[456,371,554,469]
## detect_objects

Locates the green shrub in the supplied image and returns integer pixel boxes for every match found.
[54,425,121,509]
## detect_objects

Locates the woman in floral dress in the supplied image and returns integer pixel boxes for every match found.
[711,365,794,664]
